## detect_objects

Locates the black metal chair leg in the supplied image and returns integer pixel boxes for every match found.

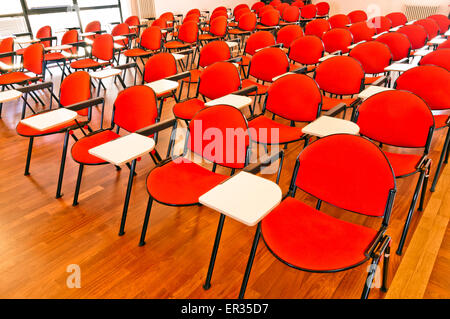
[381,245,390,293]
[238,223,262,299]
[118,159,137,236]
[139,196,154,246]
[431,128,450,192]
[56,131,70,198]
[203,214,226,290]
[361,256,380,299]
[396,170,425,255]
[418,164,430,212]
[24,137,34,176]
[72,164,84,206]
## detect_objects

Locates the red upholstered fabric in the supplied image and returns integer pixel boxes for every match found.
[384,152,421,177]
[375,32,411,61]
[349,41,392,74]
[276,25,303,48]
[198,62,241,100]
[124,48,151,57]
[245,31,276,55]
[208,16,227,37]
[198,41,231,68]
[414,19,440,39]
[259,9,280,27]
[70,58,101,69]
[316,2,330,16]
[188,68,202,83]
[322,28,353,54]
[23,43,44,75]
[348,10,368,23]
[282,6,300,22]
[71,130,120,164]
[305,19,331,39]
[321,96,356,110]
[249,47,289,82]
[173,98,205,120]
[237,12,257,31]
[144,52,177,83]
[16,117,77,137]
[188,105,249,169]
[295,134,395,216]
[85,21,101,33]
[0,72,31,85]
[61,30,78,54]
[234,4,249,16]
[36,25,52,48]
[314,56,364,95]
[112,23,130,47]
[60,71,91,116]
[434,115,449,129]
[289,35,324,65]
[329,14,351,29]
[428,14,450,34]
[152,18,168,29]
[419,49,450,71]
[292,1,305,8]
[364,75,382,85]
[252,2,265,12]
[113,85,158,132]
[301,4,317,19]
[395,65,450,111]
[386,12,407,27]
[398,25,428,50]
[266,74,321,122]
[248,116,304,144]
[0,37,14,65]
[139,27,162,51]
[92,34,114,61]
[241,79,268,95]
[45,52,65,61]
[177,21,199,44]
[261,197,378,271]
[368,16,392,34]
[239,55,251,67]
[164,40,190,49]
[349,22,376,42]
[437,39,450,50]
[357,90,434,148]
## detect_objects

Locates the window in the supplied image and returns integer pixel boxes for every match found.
[3,1,23,15]
[26,0,74,9]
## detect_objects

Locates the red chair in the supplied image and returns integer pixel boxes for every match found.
[234,4,250,17]
[199,16,228,42]
[292,1,305,8]
[173,62,242,121]
[239,134,396,299]
[125,15,142,36]
[186,8,201,17]
[316,2,330,18]
[239,31,276,71]
[257,8,280,31]
[305,19,331,39]
[138,105,251,246]
[70,34,114,71]
[349,22,376,43]
[85,20,101,34]
[248,73,322,147]
[234,7,251,26]
[288,35,325,73]
[375,32,411,61]
[270,0,282,6]
[386,12,407,27]
[276,25,303,48]
[44,29,79,81]
[15,25,53,56]
[159,12,175,27]
[165,21,199,51]
[0,37,14,71]
[280,5,300,25]
[395,65,450,194]
[398,25,428,50]
[414,18,440,40]
[322,28,353,54]
[251,2,266,13]
[111,23,132,51]
[428,14,450,34]
[419,48,450,71]
[348,10,368,23]
[313,56,365,113]
[329,14,351,29]
[368,16,392,34]
[299,4,317,25]
[228,12,257,38]
[242,47,290,98]
[355,90,434,255]
[16,71,104,198]
[350,41,392,85]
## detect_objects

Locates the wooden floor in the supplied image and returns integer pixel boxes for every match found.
[0,57,448,299]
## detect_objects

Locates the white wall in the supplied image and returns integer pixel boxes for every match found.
[153,0,255,17]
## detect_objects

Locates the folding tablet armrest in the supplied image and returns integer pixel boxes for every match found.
[146,17,156,21]
[225,56,243,64]
[65,97,105,113]
[123,33,138,39]
[13,32,32,37]
[255,43,283,53]
[115,62,137,70]
[364,229,388,258]
[175,14,183,18]
[38,36,57,42]
[244,150,285,184]
[166,71,191,81]
[110,22,120,26]
[16,81,52,94]
[68,41,89,48]
[14,76,44,86]
[176,48,194,55]
[371,76,388,87]
[291,66,307,74]
[234,85,258,96]
[397,57,409,64]
[136,118,177,137]
[0,51,16,59]
[330,50,342,56]
[323,103,347,117]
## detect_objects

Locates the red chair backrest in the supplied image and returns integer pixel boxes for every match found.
[282,6,300,22]
[209,16,227,37]
[260,9,280,26]
[140,26,162,51]
[375,32,411,61]
[251,2,266,12]
[295,134,396,217]
[0,37,14,65]
[188,105,249,169]
[152,18,168,29]
[198,41,231,68]
[266,73,322,122]
[92,34,114,61]
[245,31,276,55]
[144,52,177,83]
[414,18,440,39]
[125,15,140,26]
[60,71,91,116]
[277,24,303,48]
[234,4,250,16]
[348,10,367,23]
[356,90,434,148]
[398,24,428,50]
[386,12,407,27]
[178,21,199,43]
[23,43,44,75]
[305,19,331,39]
[249,47,290,82]
[198,61,241,100]
[292,1,305,8]
[314,56,365,95]
[85,21,101,33]
[238,12,258,32]
[419,48,450,71]
[322,28,353,53]
[235,7,251,21]
[428,14,450,34]
[209,10,228,22]
[289,35,324,65]
[160,12,174,22]
[36,25,52,48]
[301,4,317,19]
[61,30,79,54]
[368,16,392,34]
[349,22,376,43]
[349,41,392,75]
[183,14,200,24]
[329,14,351,29]
[113,85,158,133]
[395,65,450,111]
[186,9,200,17]
[316,2,330,16]
[112,23,130,46]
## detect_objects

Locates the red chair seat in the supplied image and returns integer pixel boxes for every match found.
[384,152,421,177]
[322,95,356,111]
[71,130,120,164]
[228,29,249,35]
[17,116,77,137]
[256,25,277,30]
[187,68,202,83]
[261,197,377,271]
[198,34,219,41]
[173,98,206,120]
[165,41,191,49]
[248,115,304,144]
[70,58,101,69]
[45,52,66,61]
[146,159,228,205]
[242,78,268,95]
[0,72,31,85]
[364,75,382,85]
[124,48,152,57]
[434,115,449,129]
